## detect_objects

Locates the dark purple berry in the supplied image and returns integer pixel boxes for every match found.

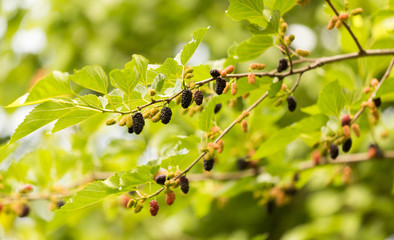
[342,138,352,153]
[155,175,166,185]
[215,78,226,95]
[194,90,203,106]
[214,103,222,114]
[284,186,297,196]
[128,127,134,134]
[286,96,297,112]
[160,107,172,124]
[373,97,381,107]
[266,199,275,214]
[56,200,65,209]
[277,58,288,72]
[18,205,30,218]
[181,89,193,109]
[236,158,249,170]
[210,69,221,79]
[330,144,339,159]
[179,176,189,194]
[132,112,145,135]
[203,158,214,171]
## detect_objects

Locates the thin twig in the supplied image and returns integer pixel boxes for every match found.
[325,0,365,54]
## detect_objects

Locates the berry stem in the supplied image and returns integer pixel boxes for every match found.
[325,0,365,54]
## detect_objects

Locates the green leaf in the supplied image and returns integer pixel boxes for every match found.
[71,65,108,94]
[79,94,103,109]
[120,165,155,188]
[248,10,280,35]
[376,78,394,97]
[272,0,296,15]
[160,150,190,169]
[26,71,71,104]
[254,126,301,159]
[268,80,282,98]
[317,80,345,117]
[57,181,120,213]
[156,58,182,81]
[151,74,165,92]
[294,114,329,133]
[130,54,149,85]
[227,0,267,27]
[9,102,75,144]
[180,27,210,66]
[234,35,273,61]
[52,108,101,133]
[199,97,217,132]
[109,67,140,107]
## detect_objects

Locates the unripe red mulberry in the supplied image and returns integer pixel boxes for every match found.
[194,90,203,105]
[241,120,248,133]
[341,114,351,126]
[149,200,159,216]
[165,190,176,206]
[248,72,256,85]
[132,112,145,135]
[330,144,339,159]
[179,176,189,194]
[214,103,222,114]
[210,69,221,79]
[160,107,172,124]
[286,96,297,112]
[155,175,166,185]
[277,58,288,72]
[215,78,227,95]
[351,123,361,137]
[342,138,352,153]
[181,89,193,109]
[327,16,338,30]
[203,158,214,171]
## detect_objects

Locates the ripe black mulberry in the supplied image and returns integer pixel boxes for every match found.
[237,158,249,170]
[194,90,203,106]
[128,127,134,134]
[149,200,159,216]
[215,78,227,95]
[132,112,145,135]
[160,107,172,124]
[214,103,222,114]
[18,204,30,218]
[287,96,297,112]
[181,89,193,109]
[266,199,275,215]
[330,144,339,159]
[342,138,352,153]
[277,58,288,72]
[210,69,221,79]
[373,97,381,107]
[179,175,189,194]
[155,175,166,185]
[203,158,214,171]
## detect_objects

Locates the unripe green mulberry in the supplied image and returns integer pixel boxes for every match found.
[179,176,189,194]
[105,118,117,126]
[132,112,145,135]
[181,89,193,109]
[160,107,172,124]
[194,90,203,106]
